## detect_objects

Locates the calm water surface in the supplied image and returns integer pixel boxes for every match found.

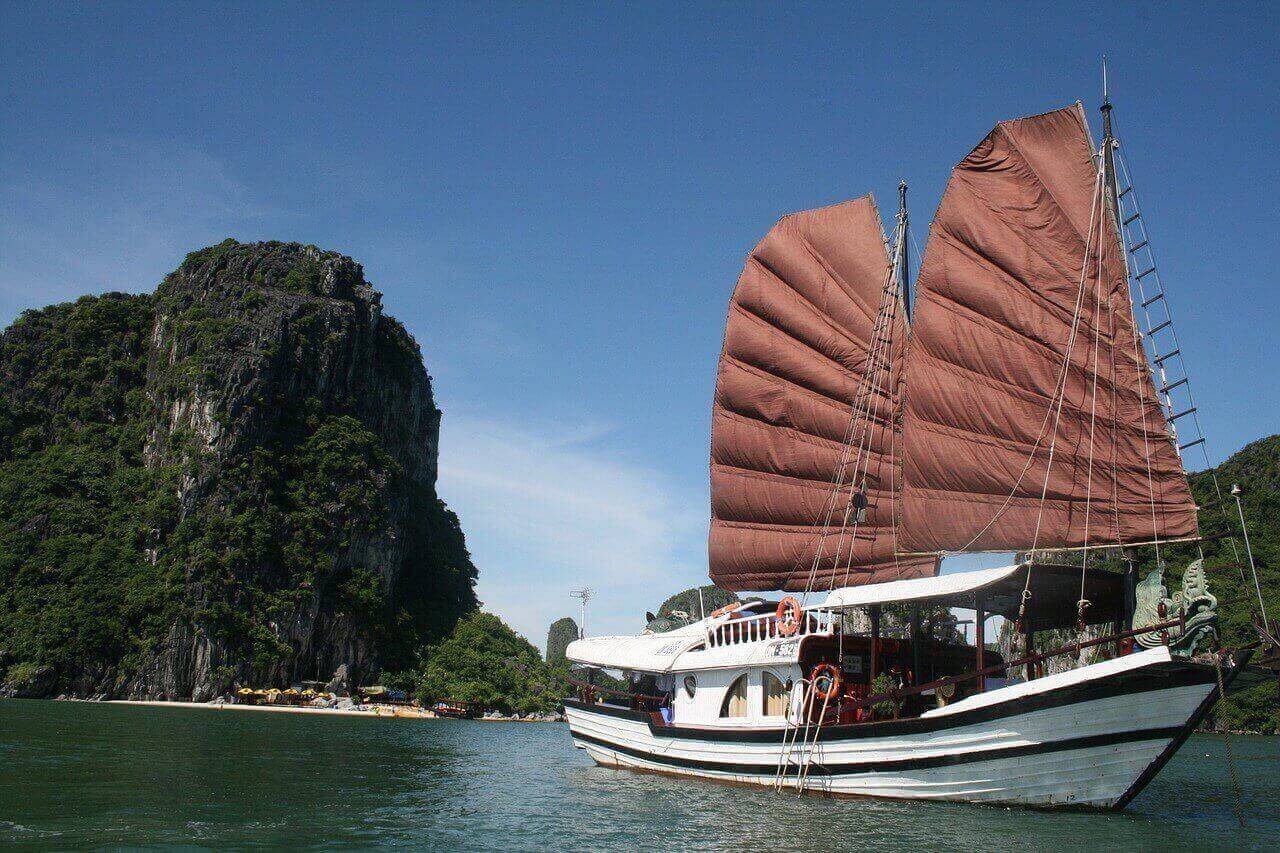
[1,699,1277,850]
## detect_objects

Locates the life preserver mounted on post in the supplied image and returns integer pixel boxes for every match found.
[809,663,842,701]
[776,596,802,636]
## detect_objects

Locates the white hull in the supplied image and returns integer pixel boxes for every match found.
[566,648,1227,809]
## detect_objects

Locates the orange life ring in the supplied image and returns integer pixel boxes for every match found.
[776,596,803,636]
[710,601,743,619]
[809,663,842,701]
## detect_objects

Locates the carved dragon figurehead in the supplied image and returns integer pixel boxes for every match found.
[1134,558,1219,657]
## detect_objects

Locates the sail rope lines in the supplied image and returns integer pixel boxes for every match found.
[830,215,911,593]
[788,243,903,600]
[794,267,897,599]
[1121,194,1165,574]
[1114,132,1269,631]
[1077,189,1110,624]
[834,201,916,591]
[1029,166,1106,554]
[945,170,1108,557]
[792,224,908,600]
[1214,652,1246,827]
[1016,166,1105,628]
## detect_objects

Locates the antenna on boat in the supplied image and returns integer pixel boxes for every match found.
[570,587,593,638]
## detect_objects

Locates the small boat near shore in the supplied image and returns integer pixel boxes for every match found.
[564,88,1277,809]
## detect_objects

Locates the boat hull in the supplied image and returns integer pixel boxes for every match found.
[565,648,1242,809]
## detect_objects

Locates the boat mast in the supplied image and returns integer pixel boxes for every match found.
[897,181,912,322]
[1100,58,1123,234]
[1099,58,1142,626]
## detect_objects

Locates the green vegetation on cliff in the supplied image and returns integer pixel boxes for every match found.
[0,294,182,686]
[545,617,579,668]
[657,585,736,621]
[392,611,566,714]
[1029,435,1280,732]
[0,240,478,699]
[1186,436,1280,733]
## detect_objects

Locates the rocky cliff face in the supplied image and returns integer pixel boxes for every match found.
[545,617,579,667]
[0,240,476,700]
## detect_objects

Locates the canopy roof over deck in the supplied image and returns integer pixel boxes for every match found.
[564,622,710,673]
[823,562,1126,632]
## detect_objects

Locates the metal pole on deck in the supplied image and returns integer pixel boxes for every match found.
[975,594,986,693]
[869,605,881,682]
[910,606,922,686]
[1122,547,1139,631]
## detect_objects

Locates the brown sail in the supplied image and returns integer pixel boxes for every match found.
[709,196,939,591]
[900,105,1198,553]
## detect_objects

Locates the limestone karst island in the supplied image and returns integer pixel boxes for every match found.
[2,3,1278,850]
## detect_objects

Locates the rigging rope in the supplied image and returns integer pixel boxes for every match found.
[793,254,900,596]
[832,232,908,591]
[1214,652,1245,827]
[792,211,909,599]
[953,170,1106,557]
[1078,180,1109,622]
[1029,167,1105,553]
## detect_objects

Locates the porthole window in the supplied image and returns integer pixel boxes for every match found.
[684,675,697,698]
[719,674,749,718]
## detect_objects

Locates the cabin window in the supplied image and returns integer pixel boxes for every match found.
[719,674,749,718]
[684,675,697,699]
[762,671,788,716]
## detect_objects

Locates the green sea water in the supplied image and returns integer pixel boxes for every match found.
[1,699,1276,850]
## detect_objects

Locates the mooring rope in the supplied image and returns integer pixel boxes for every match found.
[1213,652,1245,827]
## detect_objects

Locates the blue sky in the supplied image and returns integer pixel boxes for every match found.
[2,2,1277,647]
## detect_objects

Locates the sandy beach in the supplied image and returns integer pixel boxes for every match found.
[102,699,562,722]
[107,700,410,718]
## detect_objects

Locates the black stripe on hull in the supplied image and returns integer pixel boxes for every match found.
[1112,649,1253,810]
[564,658,1216,744]
[570,726,1181,778]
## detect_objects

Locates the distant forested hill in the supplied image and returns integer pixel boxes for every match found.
[1187,435,1280,733]
[0,240,477,700]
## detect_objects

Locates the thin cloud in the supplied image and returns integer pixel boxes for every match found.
[437,412,707,649]
[0,138,273,320]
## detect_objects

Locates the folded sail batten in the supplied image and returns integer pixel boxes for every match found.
[899,105,1198,553]
[709,197,939,591]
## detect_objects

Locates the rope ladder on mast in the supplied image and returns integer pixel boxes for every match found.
[1107,122,1271,631]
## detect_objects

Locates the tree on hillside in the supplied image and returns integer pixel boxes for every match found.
[1186,436,1280,733]
[657,585,737,622]
[411,611,565,715]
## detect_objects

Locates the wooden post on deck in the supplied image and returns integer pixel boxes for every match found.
[870,605,881,682]
[1025,628,1036,682]
[910,606,923,686]
[974,594,986,693]
[1123,546,1139,632]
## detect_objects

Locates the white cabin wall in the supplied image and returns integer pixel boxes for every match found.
[672,664,801,727]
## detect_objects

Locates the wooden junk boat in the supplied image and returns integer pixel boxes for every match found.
[563,93,1277,809]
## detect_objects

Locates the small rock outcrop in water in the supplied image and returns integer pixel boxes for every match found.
[0,240,477,700]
